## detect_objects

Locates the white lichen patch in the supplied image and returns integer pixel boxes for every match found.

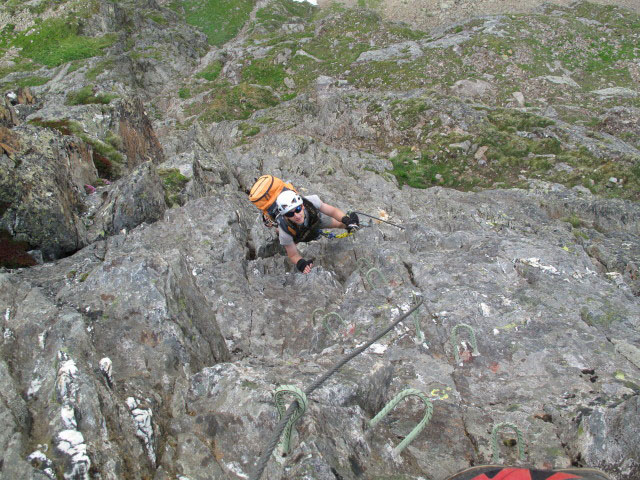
[26,450,56,480]
[126,397,156,466]
[369,343,388,355]
[56,352,78,401]
[61,404,77,429]
[224,462,249,479]
[27,377,42,398]
[56,430,90,480]
[517,257,560,275]
[99,357,113,386]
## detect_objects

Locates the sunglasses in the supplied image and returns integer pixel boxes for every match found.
[284,205,303,217]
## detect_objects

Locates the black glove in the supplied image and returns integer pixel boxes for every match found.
[296,258,314,272]
[341,212,360,232]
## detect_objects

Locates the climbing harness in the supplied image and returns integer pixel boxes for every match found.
[369,388,433,455]
[491,422,526,463]
[273,385,308,455]
[450,323,480,364]
[250,295,425,480]
[357,258,388,289]
[353,211,405,230]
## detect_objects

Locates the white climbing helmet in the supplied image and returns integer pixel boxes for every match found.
[276,190,303,216]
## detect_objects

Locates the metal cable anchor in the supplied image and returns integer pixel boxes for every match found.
[273,385,308,455]
[491,422,526,463]
[369,388,433,455]
[450,323,479,364]
[357,258,388,289]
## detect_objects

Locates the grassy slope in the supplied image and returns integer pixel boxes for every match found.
[1,0,638,200]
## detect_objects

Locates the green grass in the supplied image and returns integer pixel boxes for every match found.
[196,60,223,81]
[66,85,118,106]
[242,59,286,88]
[10,18,116,68]
[169,0,255,46]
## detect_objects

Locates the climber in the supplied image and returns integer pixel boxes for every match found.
[275,190,359,274]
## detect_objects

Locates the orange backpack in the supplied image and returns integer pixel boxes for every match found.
[249,175,297,226]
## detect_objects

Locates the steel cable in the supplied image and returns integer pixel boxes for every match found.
[249,295,425,480]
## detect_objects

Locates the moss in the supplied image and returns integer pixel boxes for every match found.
[238,122,260,137]
[178,87,191,99]
[562,214,585,229]
[158,168,189,207]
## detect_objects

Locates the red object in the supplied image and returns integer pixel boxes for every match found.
[470,468,581,480]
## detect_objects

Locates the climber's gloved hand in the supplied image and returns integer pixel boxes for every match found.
[341,212,360,233]
[296,258,314,274]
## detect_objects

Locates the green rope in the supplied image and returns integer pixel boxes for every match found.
[369,388,433,455]
[323,312,348,335]
[365,267,387,289]
[491,422,526,463]
[450,323,479,364]
[274,385,308,455]
[311,308,325,326]
[356,258,373,273]
[250,296,425,480]
[356,258,387,289]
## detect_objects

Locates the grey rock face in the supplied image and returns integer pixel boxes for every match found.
[0,125,90,260]
[85,161,166,241]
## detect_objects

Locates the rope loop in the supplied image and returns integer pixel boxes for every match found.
[369,388,433,455]
[323,312,348,335]
[450,323,479,364]
[491,422,526,463]
[311,308,325,326]
[356,258,388,288]
[356,258,373,272]
[274,385,308,455]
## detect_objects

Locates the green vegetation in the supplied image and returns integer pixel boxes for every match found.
[238,122,260,137]
[29,118,124,179]
[168,0,255,46]
[196,60,223,81]
[8,18,116,68]
[66,85,118,105]
[242,59,286,88]
[13,76,50,88]
[86,58,115,81]
[253,0,315,33]
[186,83,279,122]
[158,168,189,207]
